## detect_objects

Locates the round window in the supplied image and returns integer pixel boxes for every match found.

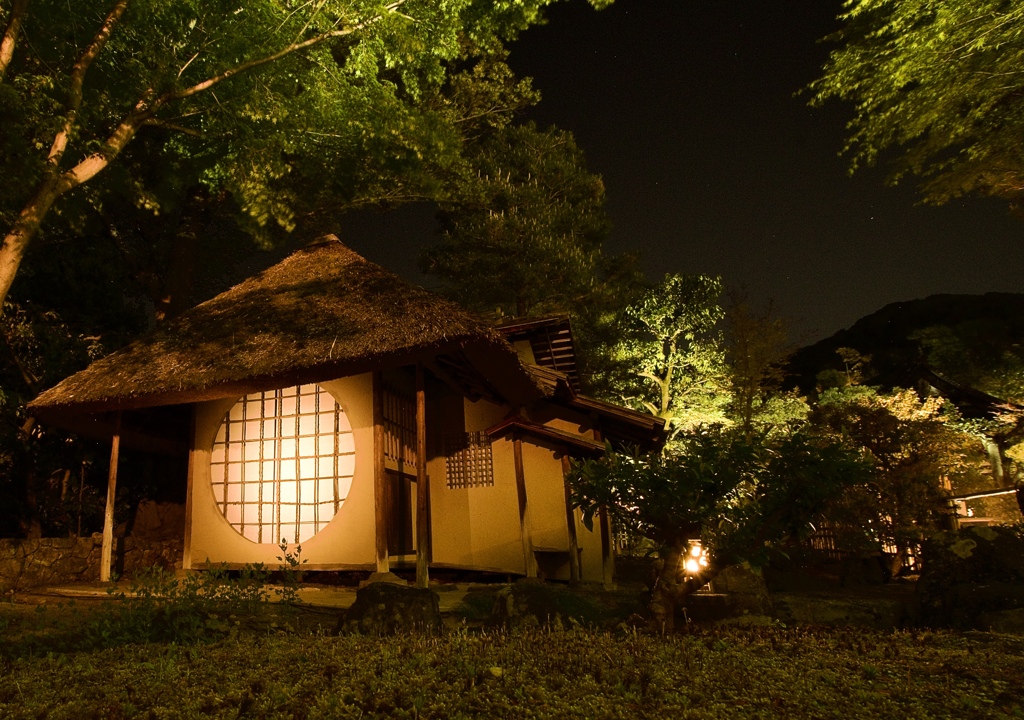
[209,384,354,544]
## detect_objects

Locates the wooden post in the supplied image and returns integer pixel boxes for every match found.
[415,364,429,589]
[513,435,537,578]
[372,371,390,574]
[591,425,614,586]
[182,406,196,570]
[100,412,122,583]
[599,505,614,587]
[560,453,581,583]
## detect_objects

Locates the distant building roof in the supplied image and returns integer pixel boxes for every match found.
[497,315,581,393]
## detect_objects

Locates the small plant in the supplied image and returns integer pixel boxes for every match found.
[276,539,307,605]
[80,563,273,648]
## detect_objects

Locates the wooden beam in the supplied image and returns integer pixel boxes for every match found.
[513,435,537,578]
[372,371,389,574]
[100,411,122,583]
[415,364,429,588]
[561,453,581,583]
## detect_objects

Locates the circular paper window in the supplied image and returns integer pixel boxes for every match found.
[209,384,355,544]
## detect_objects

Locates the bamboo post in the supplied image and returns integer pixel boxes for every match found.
[372,371,390,574]
[560,454,581,583]
[99,411,122,583]
[513,435,537,578]
[415,364,429,589]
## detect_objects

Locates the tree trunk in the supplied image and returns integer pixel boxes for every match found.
[649,539,722,633]
[153,191,208,322]
[0,0,28,81]
[649,540,690,632]
[0,177,65,311]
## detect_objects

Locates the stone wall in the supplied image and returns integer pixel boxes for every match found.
[0,536,183,593]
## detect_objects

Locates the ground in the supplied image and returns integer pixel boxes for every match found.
[1,578,1023,718]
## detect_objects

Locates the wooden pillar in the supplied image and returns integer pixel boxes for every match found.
[100,412,122,583]
[415,364,430,588]
[513,435,537,578]
[182,407,196,570]
[599,505,614,587]
[560,453,581,582]
[591,425,614,586]
[372,371,390,574]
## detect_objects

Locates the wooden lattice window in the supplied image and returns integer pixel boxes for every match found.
[210,384,355,544]
[444,431,494,489]
[382,386,416,467]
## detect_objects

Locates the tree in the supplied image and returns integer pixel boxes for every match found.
[810,1,1024,210]
[568,427,867,631]
[724,292,807,440]
[606,274,731,442]
[0,0,602,313]
[422,122,633,319]
[421,121,644,392]
[810,385,970,572]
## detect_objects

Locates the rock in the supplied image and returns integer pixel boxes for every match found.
[130,501,186,540]
[839,556,889,587]
[336,582,442,636]
[917,526,1024,629]
[359,571,407,588]
[490,580,602,629]
[978,608,1024,634]
[714,564,774,616]
[773,593,908,629]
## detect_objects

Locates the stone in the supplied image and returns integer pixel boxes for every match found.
[130,501,186,540]
[773,593,908,629]
[490,579,602,629]
[358,571,407,588]
[978,608,1024,634]
[336,582,442,636]
[916,526,1024,629]
[713,564,774,616]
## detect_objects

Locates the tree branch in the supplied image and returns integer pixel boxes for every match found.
[0,0,28,81]
[45,0,128,168]
[143,117,205,138]
[161,0,408,104]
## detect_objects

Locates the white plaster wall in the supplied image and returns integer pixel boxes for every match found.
[187,374,376,569]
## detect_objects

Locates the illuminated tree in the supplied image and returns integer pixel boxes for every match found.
[810,385,970,571]
[568,427,867,631]
[810,0,1024,211]
[606,274,731,442]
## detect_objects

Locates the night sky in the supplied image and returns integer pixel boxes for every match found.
[341,0,1024,343]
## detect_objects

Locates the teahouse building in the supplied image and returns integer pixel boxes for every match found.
[29,237,664,585]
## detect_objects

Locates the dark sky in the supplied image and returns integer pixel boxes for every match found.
[341,0,1024,342]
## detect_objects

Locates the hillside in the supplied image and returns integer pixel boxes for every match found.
[787,292,1024,398]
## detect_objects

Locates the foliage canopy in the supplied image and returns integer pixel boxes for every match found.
[0,0,607,309]
[605,274,731,440]
[811,0,1024,210]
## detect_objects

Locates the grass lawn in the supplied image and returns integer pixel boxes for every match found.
[1,599,1023,719]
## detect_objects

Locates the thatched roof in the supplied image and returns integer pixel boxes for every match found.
[30,237,538,419]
